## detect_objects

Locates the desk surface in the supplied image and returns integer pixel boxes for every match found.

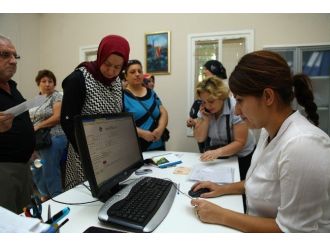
[42,151,243,233]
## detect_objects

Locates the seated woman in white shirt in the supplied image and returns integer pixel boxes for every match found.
[190,50,330,232]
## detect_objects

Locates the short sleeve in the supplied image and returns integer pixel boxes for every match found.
[52,91,63,103]
[152,90,162,106]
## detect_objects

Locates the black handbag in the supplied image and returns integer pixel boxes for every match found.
[31,96,53,150]
[161,128,170,142]
[35,128,52,150]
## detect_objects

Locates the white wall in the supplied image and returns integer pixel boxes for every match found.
[1,13,330,152]
[0,14,40,98]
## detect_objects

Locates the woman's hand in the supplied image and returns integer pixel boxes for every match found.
[0,112,14,133]
[200,150,220,161]
[151,128,162,141]
[34,125,40,131]
[200,105,211,118]
[186,118,197,128]
[191,198,224,224]
[190,181,224,198]
[141,129,157,142]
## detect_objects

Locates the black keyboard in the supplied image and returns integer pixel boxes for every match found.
[98,176,176,232]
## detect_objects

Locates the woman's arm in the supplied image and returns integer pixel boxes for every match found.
[34,101,61,131]
[201,122,248,161]
[193,103,212,142]
[191,199,282,232]
[152,105,168,140]
[191,179,281,232]
[60,71,86,150]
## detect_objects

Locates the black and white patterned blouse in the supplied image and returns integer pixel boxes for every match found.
[61,67,123,189]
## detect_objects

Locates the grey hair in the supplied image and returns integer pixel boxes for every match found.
[0,34,12,44]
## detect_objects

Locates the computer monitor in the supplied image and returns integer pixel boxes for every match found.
[74,113,144,202]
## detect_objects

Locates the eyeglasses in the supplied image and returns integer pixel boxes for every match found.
[0,51,21,60]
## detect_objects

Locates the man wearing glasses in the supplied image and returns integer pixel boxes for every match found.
[0,34,34,213]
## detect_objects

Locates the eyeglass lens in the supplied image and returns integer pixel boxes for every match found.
[0,51,20,60]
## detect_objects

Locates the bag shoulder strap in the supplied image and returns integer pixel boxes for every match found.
[226,98,232,144]
[125,89,157,123]
[32,95,53,122]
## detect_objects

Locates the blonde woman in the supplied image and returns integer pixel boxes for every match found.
[194,76,255,180]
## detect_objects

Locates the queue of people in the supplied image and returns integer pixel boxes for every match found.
[1,33,329,233]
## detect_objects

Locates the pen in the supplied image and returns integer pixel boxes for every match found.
[57,218,69,229]
[47,205,51,221]
[177,183,180,195]
[45,207,70,224]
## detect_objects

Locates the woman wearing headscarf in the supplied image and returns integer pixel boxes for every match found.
[61,34,130,189]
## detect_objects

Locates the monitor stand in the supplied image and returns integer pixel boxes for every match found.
[98,183,127,203]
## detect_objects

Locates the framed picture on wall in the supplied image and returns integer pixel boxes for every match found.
[145,31,171,75]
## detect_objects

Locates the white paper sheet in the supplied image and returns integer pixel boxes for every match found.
[3,95,47,117]
[0,206,50,233]
[189,165,234,184]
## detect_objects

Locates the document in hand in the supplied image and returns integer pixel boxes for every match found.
[4,95,47,117]
[189,165,234,184]
[147,153,182,168]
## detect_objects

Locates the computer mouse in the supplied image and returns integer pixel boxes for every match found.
[188,188,210,198]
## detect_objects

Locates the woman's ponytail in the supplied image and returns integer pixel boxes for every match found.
[293,74,319,126]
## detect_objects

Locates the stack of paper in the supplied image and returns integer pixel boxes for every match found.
[189,165,234,184]
[0,206,50,233]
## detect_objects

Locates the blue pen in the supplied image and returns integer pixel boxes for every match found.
[158,160,182,169]
[45,207,70,224]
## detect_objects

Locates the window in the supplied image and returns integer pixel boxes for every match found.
[187,30,254,136]
[79,45,98,62]
[265,44,330,135]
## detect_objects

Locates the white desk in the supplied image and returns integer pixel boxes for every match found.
[41,151,243,233]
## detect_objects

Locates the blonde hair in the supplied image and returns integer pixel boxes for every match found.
[196,76,229,101]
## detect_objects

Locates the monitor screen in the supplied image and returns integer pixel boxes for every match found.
[74,113,144,202]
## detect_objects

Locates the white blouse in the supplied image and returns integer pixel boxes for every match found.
[245,111,330,232]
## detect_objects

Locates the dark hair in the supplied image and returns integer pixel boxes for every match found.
[204,60,227,79]
[229,50,319,126]
[35,69,57,86]
[125,59,142,75]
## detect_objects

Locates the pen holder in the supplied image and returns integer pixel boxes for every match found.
[43,224,60,233]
